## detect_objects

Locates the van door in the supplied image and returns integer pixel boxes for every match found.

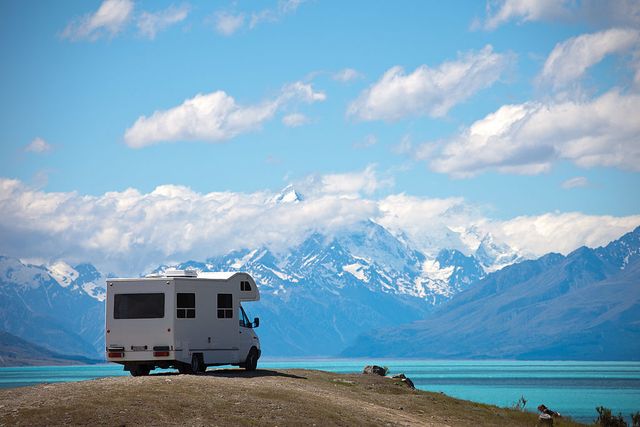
[237,305,254,362]
[208,292,239,364]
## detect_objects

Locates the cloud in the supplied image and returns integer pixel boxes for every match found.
[479,0,640,30]
[213,11,245,36]
[480,0,572,30]
[250,0,305,28]
[137,4,189,39]
[282,113,309,127]
[490,212,640,257]
[427,89,640,177]
[333,68,363,82]
[0,174,638,275]
[24,137,52,154]
[562,176,589,189]
[62,0,133,41]
[348,45,512,121]
[538,28,640,89]
[124,81,325,147]
[353,134,378,149]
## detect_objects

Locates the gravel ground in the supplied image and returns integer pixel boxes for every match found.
[0,368,585,426]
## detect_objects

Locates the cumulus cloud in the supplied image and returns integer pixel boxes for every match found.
[538,28,640,89]
[213,11,245,36]
[250,0,305,28]
[282,113,309,127]
[562,176,589,189]
[427,89,640,177]
[24,137,52,154]
[137,4,189,39]
[62,0,133,41]
[348,45,512,121]
[479,0,640,30]
[489,212,640,257]
[333,68,363,82]
[480,0,572,30]
[124,81,325,147]
[0,174,637,275]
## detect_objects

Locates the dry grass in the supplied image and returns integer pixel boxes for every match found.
[0,369,587,426]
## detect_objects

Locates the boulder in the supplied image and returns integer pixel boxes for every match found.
[363,365,386,376]
[391,373,415,389]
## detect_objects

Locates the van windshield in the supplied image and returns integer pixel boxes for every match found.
[114,293,165,319]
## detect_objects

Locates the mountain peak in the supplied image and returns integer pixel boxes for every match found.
[270,185,303,204]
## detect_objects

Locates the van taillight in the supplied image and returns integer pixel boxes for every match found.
[108,352,124,358]
[154,351,169,357]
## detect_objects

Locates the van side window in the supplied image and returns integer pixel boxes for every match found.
[177,293,195,319]
[217,294,233,319]
[241,280,252,291]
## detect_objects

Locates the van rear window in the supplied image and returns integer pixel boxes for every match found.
[114,293,165,319]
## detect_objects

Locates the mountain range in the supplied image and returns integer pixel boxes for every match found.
[343,226,640,360]
[0,191,637,362]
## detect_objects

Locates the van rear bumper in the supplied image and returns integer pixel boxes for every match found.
[106,350,176,362]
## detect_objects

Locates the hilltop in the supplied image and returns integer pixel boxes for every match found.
[0,369,584,426]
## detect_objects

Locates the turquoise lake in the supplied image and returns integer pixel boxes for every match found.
[1,359,638,424]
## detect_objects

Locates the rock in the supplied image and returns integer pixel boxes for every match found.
[402,378,416,389]
[363,365,386,376]
[391,373,415,389]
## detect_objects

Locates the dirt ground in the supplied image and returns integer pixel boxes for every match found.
[0,368,585,426]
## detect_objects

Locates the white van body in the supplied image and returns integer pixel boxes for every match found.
[105,269,261,376]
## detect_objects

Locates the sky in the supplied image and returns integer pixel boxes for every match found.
[0,0,639,274]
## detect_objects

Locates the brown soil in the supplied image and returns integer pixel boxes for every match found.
[0,369,586,426]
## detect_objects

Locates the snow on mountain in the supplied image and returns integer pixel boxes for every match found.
[0,256,104,358]
[474,233,523,272]
[268,184,303,204]
[47,261,79,288]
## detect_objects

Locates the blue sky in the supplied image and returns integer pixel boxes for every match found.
[0,0,639,273]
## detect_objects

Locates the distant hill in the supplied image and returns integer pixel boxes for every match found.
[342,226,640,360]
[0,331,100,366]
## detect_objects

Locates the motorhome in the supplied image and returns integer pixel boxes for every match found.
[105,269,261,376]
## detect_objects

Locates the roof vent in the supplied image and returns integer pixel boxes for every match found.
[164,269,198,277]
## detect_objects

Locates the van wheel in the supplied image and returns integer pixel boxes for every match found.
[130,365,151,377]
[244,348,258,371]
[191,354,205,374]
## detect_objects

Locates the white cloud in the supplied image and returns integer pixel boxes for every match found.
[480,0,640,30]
[490,212,640,257]
[137,4,189,40]
[213,11,245,36]
[317,165,393,196]
[0,175,638,275]
[333,68,363,82]
[62,0,133,41]
[24,137,52,154]
[562,176,589,189]
[539,28,640,89]
[348,45,512,121]
[282,113,309,127]
[124,81,325,147]
[250,0,305,28]
[428,89,640,177]
[481,0,572,30]
[353,134,378,149]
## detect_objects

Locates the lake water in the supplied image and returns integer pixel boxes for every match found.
[1,359,638,424]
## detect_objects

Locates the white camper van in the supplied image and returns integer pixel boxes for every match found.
[105,269,261,376]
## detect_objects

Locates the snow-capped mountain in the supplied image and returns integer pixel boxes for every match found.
[153,220,488,355]
[46,261,107,301]
[343,226,640,360]
[0,256,104,359]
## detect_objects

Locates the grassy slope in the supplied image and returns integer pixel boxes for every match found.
[0,369,585,426]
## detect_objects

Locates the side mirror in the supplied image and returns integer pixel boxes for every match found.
[253,317,260,328]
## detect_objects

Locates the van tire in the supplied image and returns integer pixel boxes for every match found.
[130,365,151,377]
[244,348,258,371]
[191,353,205,374]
